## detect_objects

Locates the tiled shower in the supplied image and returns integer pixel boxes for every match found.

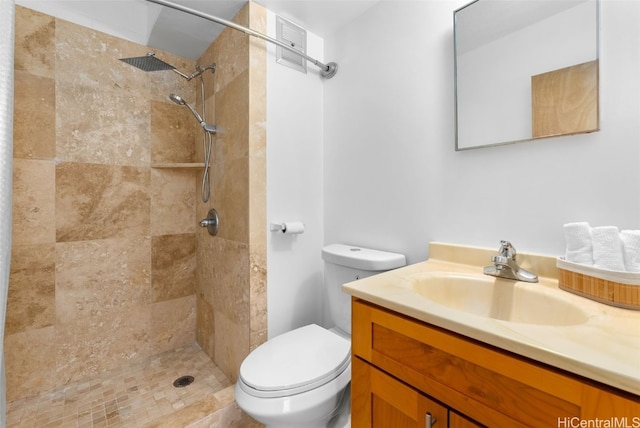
[6,1,267,423]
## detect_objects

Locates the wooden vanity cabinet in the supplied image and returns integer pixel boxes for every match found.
[351,299,640,428]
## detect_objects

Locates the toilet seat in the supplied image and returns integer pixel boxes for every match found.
[238,324,351,399]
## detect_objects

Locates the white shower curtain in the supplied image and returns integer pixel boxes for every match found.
[0,0,15,424]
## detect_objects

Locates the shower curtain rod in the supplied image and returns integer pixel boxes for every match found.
[145,0,338,79]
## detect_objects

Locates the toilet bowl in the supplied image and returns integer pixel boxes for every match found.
[235,244,406,428]
[235,324,351,428]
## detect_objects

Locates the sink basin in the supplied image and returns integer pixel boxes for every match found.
[410,272,589,326]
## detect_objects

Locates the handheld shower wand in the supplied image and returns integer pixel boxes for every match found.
[169,94,217,133]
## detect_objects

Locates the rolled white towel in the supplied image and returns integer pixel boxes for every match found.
[591,226,626,271]
[563,222,594,265]
[620,230,640,273]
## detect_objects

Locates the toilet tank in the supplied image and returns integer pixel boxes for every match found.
[322,244,406,335]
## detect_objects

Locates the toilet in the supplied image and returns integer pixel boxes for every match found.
[235,244,406,428]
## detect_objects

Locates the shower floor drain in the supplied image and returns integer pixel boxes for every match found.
[173,375,195,388]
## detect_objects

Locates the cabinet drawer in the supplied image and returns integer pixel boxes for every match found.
[353,299,624,427]
[352,356,448,428]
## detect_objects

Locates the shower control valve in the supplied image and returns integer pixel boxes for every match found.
[199,209,219,236]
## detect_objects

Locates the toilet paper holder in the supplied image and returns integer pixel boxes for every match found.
[270,223,285,232]
[270,221,304,234]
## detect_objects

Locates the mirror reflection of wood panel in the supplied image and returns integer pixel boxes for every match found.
[531,60,599,138]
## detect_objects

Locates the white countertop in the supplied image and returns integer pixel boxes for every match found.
[342,243,640,396]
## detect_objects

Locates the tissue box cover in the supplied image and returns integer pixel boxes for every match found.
[557,258,640,310]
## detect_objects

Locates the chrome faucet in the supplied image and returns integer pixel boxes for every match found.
[483,240,538,283]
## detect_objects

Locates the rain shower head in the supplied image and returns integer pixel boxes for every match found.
[119,52,176,72]
[120,52,216,81]
[169,93,216,133]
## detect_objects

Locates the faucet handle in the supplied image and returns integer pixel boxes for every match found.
[498,240,516,259]
[491,255,509,264]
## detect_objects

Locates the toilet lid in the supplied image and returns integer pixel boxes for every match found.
[239,324,350,395]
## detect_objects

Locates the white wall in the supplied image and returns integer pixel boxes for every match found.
[266,11,325,338]
[324,0,640,266]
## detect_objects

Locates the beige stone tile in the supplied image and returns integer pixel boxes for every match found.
[187,401,264,428]
[55,18,150,93]
[150,295,196,354]
[211,6,250,93]
[196,230,216,307]
[151,234,196,302]
[150,100,197,164]
[213,313,248,382]
[249,244,267,348]
[13,71,56,160]
[210,238,249,326]
[4,327,57,401]
[55,306,153,386]
[55,237,152,322]
[56,79,151,166]
[7,344,232,425]
[248,3,268,161]
[249,155,266,245]
[12,158,56,245]
[196,295,215,360]
[14,6,55,78]
[215,70,250,161]
[6,243,56,335]
[212,157,248,243]
[151,169,197,235]
[55,162,150,242]
[147,51,198,104]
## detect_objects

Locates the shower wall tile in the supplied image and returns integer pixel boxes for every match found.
[14,6,55,79]
[9,6,203,402]
[56,80,151,166]
[55,19,146,92]
[212,157,249,243]
[54,305,153,385]
[214,313,249,383]
[249,156,267,246]
[12,158,56,246]
[196,295,215,358]
[216,70,250,160]
[147,51,198,104]
[209,6,250,93]
[249,245,267,351]
[150,100,197,164]
[194,1,267,380]
[4,327,57,400]
[210,238,250,326]
[55,237,152,323]
[196,225,217,307]
[151,234,196,302]
[13,71,55,160]
[55,162,150,242]
[6,244,56,335]
[151,168,196,235]
[150,295,197,354]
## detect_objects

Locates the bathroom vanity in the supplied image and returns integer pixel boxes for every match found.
[344,243,640,427]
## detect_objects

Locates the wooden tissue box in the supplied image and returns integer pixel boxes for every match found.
[557,258,640,310]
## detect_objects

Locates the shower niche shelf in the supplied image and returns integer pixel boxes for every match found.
[151,163,206,169]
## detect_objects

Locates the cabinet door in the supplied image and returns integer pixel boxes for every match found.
[352,356,447,428]
[450,410,484,428]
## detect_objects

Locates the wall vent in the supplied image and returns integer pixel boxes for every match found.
[276,16,307,74]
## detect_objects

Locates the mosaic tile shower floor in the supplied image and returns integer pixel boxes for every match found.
[6,344,235,428]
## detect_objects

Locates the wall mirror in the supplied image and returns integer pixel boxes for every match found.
[454,0,599,150]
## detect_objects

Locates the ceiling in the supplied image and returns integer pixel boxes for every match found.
[15,0,380,60]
